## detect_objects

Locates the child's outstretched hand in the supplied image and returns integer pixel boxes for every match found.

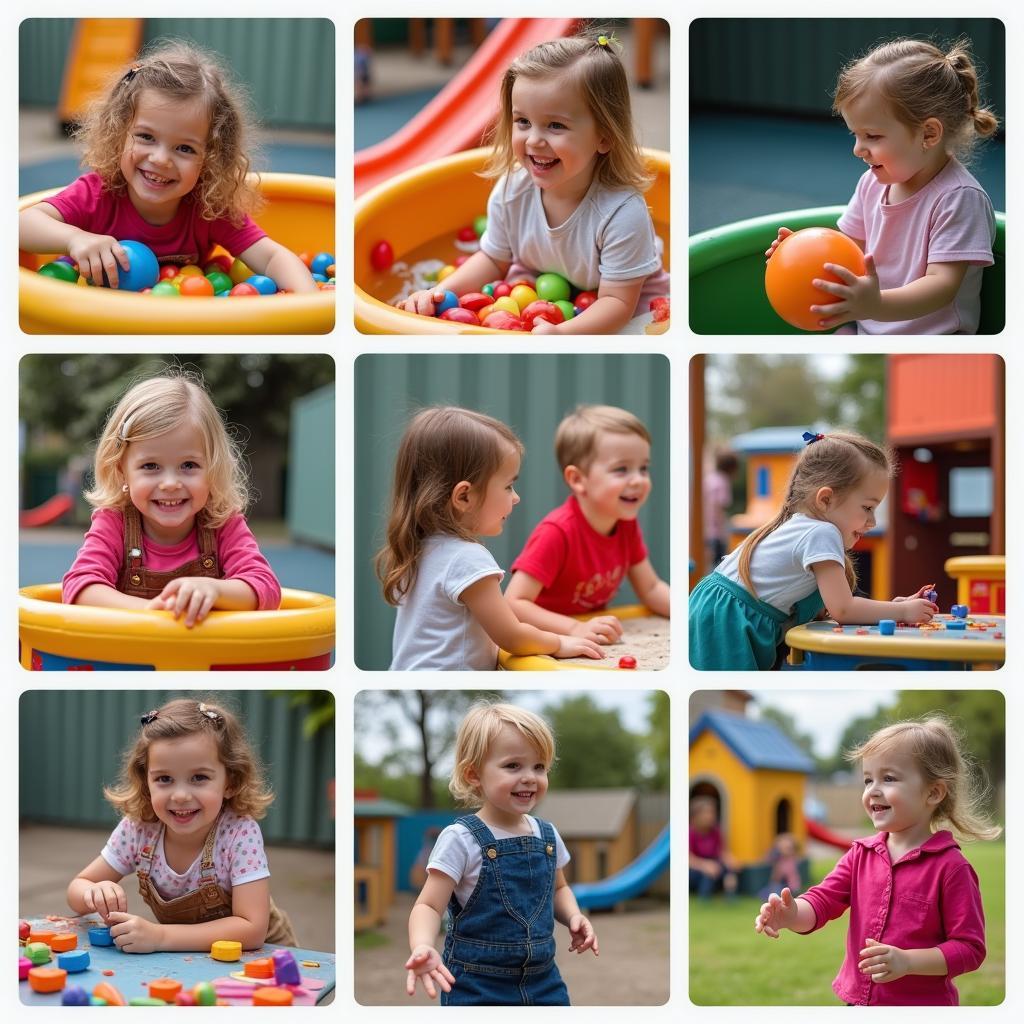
[570,615,624,645]
[68,230,131,288]
[395,289,447,317]
[754,886,798,938]
[80,880,127,922]
[405,944,456,999]
[555,635,605,660]
[765,226,793,262]
[858,937,910,983]
[147,577,221,628]
[567,913,599,956]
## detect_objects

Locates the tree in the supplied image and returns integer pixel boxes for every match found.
[645,691,670,789]
[819,354,886,441]
[541,696,643,789]
[757,705,817,766]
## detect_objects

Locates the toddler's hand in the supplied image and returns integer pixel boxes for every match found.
[81,880,127,922]
[894,582,937,603]
[571,615,624,645]
[531,317,561,334]
[764,226,793,262]
[858,937,910,984]
[67,230,131,288]
[395,289,447,317]
[405,945,455,999]
[567,913,599,956]
[895,597,937,624]
[810,253,882,329]
[106,912,164,954]
[148,577,222,628]
[555,635,605,660]
[754,886,798,938]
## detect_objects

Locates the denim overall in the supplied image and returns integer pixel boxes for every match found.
[441,814,569,1006]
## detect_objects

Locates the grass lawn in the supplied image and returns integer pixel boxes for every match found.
[690,840,1005,1005]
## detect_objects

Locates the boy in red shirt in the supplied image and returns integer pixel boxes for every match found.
[505,405,669,646]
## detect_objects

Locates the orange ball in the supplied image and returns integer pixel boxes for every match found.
[179,275,215,298]
[764,228,866,331]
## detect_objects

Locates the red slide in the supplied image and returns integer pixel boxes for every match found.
[355,18,579,197]
[806,818,854,850]
[20,493,74,528]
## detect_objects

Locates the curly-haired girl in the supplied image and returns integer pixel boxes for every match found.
[18,39,315,293]
[67,697,297,951]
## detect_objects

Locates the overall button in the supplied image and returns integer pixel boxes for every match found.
[486,848,497,860]
[546,844,554,855]
[202,557,214,569]
[131,574,141,585]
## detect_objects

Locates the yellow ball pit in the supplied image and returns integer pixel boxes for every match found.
[19,584,335,671]
[19,173,335,334]
[355,148,670,334]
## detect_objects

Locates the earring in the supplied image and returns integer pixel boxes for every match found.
[122,483,129,493]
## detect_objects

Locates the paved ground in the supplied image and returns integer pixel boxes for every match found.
[355,890,670,1006]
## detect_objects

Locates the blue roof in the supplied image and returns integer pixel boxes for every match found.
[689,710,815,773]
[730,425,831,455]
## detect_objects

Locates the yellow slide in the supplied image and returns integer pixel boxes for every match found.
[58,19,143,128]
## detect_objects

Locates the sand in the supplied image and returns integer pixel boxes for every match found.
[557,614,670,671]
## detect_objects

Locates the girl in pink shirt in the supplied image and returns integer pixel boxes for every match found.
[755,717,1000,1005]
[63,371,280,626]
[18,40,315,293]
[766,38,998,334]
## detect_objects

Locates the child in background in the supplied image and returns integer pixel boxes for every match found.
[756,717,999,1005]
[689,430,937,670]
[405,702,598,1004]
[704,448,738,569]
[67,698,296,951]
[688,795,739,899]
[758,832,803,902]
[396,33,668,334]
[63,371,280,627]
[766,38,997,333]
[18,40,315,293]
[376,406,604,670]
[506,405,669,646]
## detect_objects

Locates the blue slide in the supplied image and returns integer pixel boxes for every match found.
[571,826,670,911]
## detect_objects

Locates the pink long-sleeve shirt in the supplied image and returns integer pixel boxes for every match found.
[800,830,986,1006]
[62,508,281,610]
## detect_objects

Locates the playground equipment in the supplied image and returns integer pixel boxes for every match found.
[19,584,335,670]
[805,818,853,850]
[572,826,669,911]
[355,147,669,334]
[354,19,578,197]
[19,494,74,528]
[690,207,1005,334]
[19,174,335,334]
[58,19,143,129]
[945,555,1005,615]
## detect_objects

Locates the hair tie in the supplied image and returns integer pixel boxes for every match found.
[802,431,825,445]
[140,710,159,725]
[597,33,618,49]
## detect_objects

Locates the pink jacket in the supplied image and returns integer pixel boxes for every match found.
[801,830,986,1005]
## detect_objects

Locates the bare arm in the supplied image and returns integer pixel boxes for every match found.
[20,203,131,286]
[68,855,128,919]
[406,870,458,998]
[397,250,511,316]
[505,570,608,637]
[73,584,151,610]
[811,561,936,624]
[20,203,77,252]
[238,237,317,294]
[875,262,968,321]
[552,869,599,954]
[627,558,670,617]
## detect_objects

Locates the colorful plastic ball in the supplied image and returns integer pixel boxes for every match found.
[203,253,233,275]
[177,264,203,278]
[554,299,575,321]
[205,271,233,294]
[108,240,159,291]
[55,255,78,268]
[151,281,180,297]
[481,310,524,331]
[456,225,477,242]
[370,240,394,272]
[178,275,214,297]
[437,264,456,282]
[158,264,180,281]
[439,307,480,325]
[574,290,598,310]
[764,227,866,332]
[310,252,334,277]
[520,300,565,330]
[228,257,255,285]
[193,981,217,1006]
[535,272,571,303]
[618,655,637,670]
[482,283,495,297]
[38,261,80,284]
[473,215,488,238]
[19,920,30,940]
[297,251,315,269]
[230,283,260,297]
[434,290,459,316]
[459,292,492,312]
[492,282,512,299]
[491,296,520,317]
[245,274,278,295]
[312,273,328,283]
[509,284,538,310]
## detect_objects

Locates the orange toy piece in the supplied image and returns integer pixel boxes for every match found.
[765,227,866,331]
[28,929,57,945]
[50,933,77,952]
[244,958,275,979]
[29,966,68,993]
[93,981,127,1006]
[149,978,183,1001]
[253,986,295,1006]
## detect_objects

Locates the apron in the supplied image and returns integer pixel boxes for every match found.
[117,504,221,599]
[441,814,569,1006]
[136,814,297,947]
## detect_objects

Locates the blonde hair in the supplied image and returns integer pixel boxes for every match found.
[375,407,524,606]
[84,369,251,529]
[74,38,262,225]
[846,716,1001,842]
[555,404,651,474]
[450,702,556,806]
[738,432,894,597]
[833,37,999,165]
[104,697,274,823]
[482,33,653,193]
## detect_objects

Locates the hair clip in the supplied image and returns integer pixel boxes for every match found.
[597,34,615,48]
[121,62,143,85]
[802,431,826,445]
[198,703,220,722]
[140,710,159,725]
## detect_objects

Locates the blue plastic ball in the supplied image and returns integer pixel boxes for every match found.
[310,252,334,277]
[105,240,159,291]
[312,273,327,283]
[245,274,278,295]
[434,290,459,316]
[63,986,90,1006]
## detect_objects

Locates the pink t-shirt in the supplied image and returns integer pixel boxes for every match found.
[43,172,266,265]
[510,495,648,614]
[689,824,723,860]
[801,830,986,1006]
[101,807,269,898]
[837,158,994,334]
[703,469,732,543]
[62,507,281,610]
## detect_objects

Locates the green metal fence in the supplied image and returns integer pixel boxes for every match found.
[287,381,336,549]
[19,691,334,847]
[353,354,671,670]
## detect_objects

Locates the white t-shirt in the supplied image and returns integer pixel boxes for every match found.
[390,534,504,671]
[716,514,846,613]
[100,807,270,898]
[427,816,571,909]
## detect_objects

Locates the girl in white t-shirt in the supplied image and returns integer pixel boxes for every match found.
[405,702,598,1004]
[66,697,295,951]
[376,406,603,670]
[690,431,938,670]
[396,33,668,334]
[766,38,998,334]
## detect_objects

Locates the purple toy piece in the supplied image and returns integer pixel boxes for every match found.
[63,985,91,1006]
[272,948,301,986]
[925,589,938,604]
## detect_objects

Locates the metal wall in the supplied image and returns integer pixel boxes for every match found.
[287,381,336,549]
[691,19,1005,120]
[19,18,335,130]
[19,691,334,847]
[353,354,672,670]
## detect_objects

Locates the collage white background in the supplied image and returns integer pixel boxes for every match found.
[3,0,1021,1018]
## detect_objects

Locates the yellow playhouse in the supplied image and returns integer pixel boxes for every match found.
[689,709,814,867]
[354,794,410,932]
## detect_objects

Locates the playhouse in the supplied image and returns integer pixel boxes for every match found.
[354,793,410,932]
[689,708,814,886]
